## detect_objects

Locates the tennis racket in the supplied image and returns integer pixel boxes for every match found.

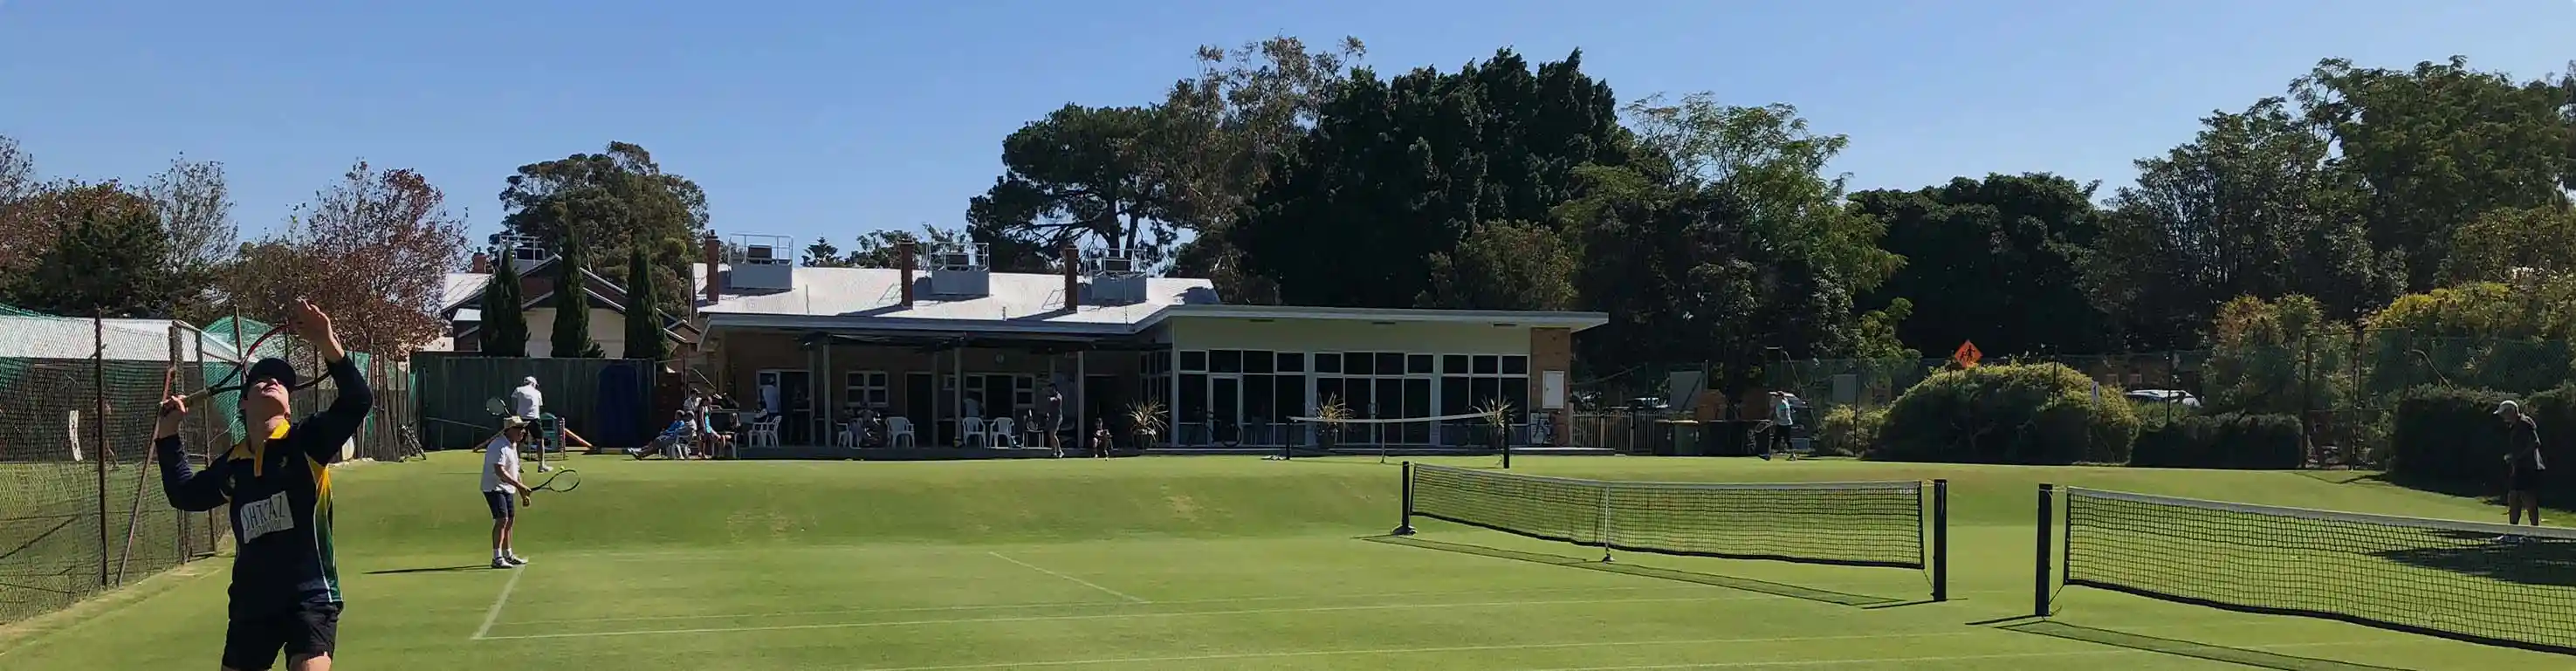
[531,469,579,492]
[485,397,511,417]
[160,323,324,416]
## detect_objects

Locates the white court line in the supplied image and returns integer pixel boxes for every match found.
[843,632,1997,670]
[985,551,1149,603]
[470,565,526,640]
[477,595,1769,640]
[499,585,2030,626]
[853,635,2401,671]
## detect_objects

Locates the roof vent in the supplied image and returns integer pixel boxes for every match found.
[928,242,991,297]
[729,234,795,291]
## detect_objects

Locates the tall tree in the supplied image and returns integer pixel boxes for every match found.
[2291,57,2576,291]
[1235,49,1628,308]
[843,225,969,268]
[225,161,470,356]
[1420,220,1581,311]
[0,135,49,280]
[2080,99,2394,350]
[1152,36,1368,304]
[1851,174,2106,356]
[802,237,849,268]
[478,249,528,357]
[498,141,708,311]
[141,155,237,322]
[3,182,182,317]
[551,221,604,358]
[966,105,1176,271]
[2440,202,2576,284]
[1554,92,1897,394]
[622,245,668,362]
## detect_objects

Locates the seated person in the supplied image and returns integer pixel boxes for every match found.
[632,412,697,460]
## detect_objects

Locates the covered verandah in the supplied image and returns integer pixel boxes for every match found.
[713,327,1159,452]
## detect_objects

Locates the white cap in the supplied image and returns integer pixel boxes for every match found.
[2497,400,2519,414]
[524,376,539,386]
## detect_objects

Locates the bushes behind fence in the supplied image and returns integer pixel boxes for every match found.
[2131,413,2304,469]
[1873,363,2140,464]
[2390,384,2573,496]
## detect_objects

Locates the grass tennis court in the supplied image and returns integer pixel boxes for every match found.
[2,455,2569,669]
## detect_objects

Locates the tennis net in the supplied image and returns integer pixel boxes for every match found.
[1397,463,1947,597]
[2049,486,2576,655]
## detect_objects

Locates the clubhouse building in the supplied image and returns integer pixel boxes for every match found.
[688,235,1607,451]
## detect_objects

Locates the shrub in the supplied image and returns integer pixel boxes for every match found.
[2388,384,2573,497]
[1873,363,2140,464]
[1815,405,1886,457]
[2387,385,2510,485]
[2130,413,2303,469]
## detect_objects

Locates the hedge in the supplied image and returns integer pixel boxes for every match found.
[2389,384,2571,496]
[1873,363,2139,464]
[2130,413,2303,469]
[1815,405,1886,457]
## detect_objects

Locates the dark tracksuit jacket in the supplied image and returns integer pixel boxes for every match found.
[155,357,374,607]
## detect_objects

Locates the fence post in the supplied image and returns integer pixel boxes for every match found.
[93,312,109,589]
[1932,479,1949,602]
[1391,461,1415,536]
[170,325,184,565]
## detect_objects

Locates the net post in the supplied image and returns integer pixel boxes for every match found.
[1390,461,1416,536]
[1932,479,1949,602]
[2035,483,2054,619]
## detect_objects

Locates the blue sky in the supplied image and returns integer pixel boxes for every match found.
[3,0,2571,250]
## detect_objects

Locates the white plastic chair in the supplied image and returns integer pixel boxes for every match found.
[886,416,917,448]
[748,418,782,448]
[989,417,1019,448]
[960,417,990,448]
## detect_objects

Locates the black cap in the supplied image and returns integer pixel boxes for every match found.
[246,358,298,389]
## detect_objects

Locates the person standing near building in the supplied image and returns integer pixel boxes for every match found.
[483,418,532,568]
[1762,390,1796,460]
[1037,382,1065,458]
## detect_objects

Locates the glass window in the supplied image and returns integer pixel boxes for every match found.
[1343,353,1374,376]
[1473,355,1500,375]
[1276,353,1304,373]
[1441,377,1470,415]
[1502,378,1530,421]
[1274,374,1306,420]
[1443,355,1469,374]
[1502,355,1528,375]
[1179,373,1208,425]
[1245,350,1274,374]
[1212,350,1243,373]
[1180,351,1207,372]
[1314,353,1341,373]
[1316,377,1345,409]
[1407,354,1434,374]
[1246,374,1275,425]
[1376,353,1405,376]
[1470,377,1501,408]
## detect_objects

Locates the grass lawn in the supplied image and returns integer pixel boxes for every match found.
[1,453,2569,670]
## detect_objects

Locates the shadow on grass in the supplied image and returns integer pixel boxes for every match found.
[361,565,493,575]
[1361,535,1900,607]
[2000,620,2415,671]
[2372,533,2576,588]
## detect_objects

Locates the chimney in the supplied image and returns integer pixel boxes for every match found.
[1061,243,1081,311]
[471,251,491,274]
[896,239,917,306]
[701,234,724,305]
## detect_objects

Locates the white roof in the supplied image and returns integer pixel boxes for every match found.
[699,266,1213,332]
[443,273,487,311]
[0,316,246,362]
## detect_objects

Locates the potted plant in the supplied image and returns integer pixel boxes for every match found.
[1124,400,1167,452]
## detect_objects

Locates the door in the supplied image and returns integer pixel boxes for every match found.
[1212,375,1241,446]
[905,373,933,442]
[755,370,814,444]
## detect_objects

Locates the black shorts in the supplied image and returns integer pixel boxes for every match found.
[223,600,340,670]
[484,490,516,520]
[2510,469,2543,493]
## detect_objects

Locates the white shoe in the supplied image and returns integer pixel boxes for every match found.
[505,555,528,566]
[491,558,513,569]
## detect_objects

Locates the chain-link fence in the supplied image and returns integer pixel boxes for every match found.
[1,305,415,624]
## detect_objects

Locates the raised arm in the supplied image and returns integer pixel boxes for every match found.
[153,397,230,511]
[286,300,374,462]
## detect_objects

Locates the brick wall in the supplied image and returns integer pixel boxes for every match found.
[1530,327,1573,444]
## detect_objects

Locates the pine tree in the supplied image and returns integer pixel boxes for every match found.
[622,246,669,362]
[478,247,529,356]
[551,224,604,358]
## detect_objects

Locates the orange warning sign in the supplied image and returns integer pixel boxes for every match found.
[1953,341,1982,369]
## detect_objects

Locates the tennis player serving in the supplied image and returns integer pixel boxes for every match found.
[154,299,374,671]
